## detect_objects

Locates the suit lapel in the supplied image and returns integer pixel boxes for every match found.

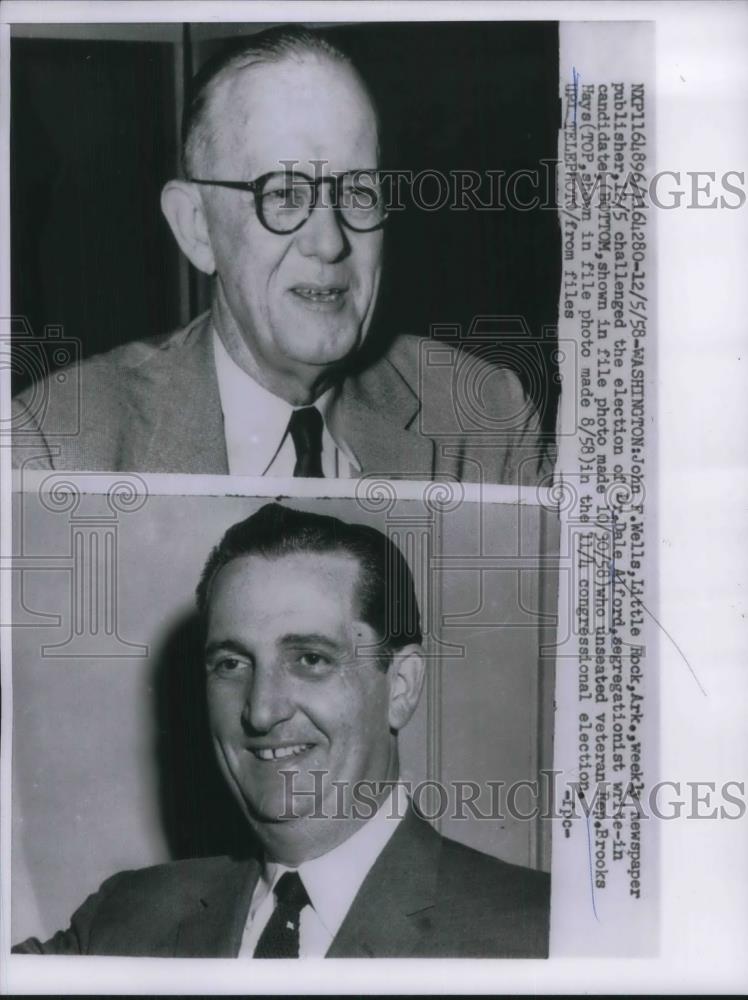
[120,316,440,478]
[122,316,435,478]
[123,312,228,474]
[326,809,442,958]
[174,857,260,958]
[336,354,435,480]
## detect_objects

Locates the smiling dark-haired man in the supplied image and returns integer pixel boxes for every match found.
[13,503,550,958]
[12,25,549,485]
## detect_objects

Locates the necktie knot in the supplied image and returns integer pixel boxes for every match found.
[288,406,324,478]
[274,871,309,910]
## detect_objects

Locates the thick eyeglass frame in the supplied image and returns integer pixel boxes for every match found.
[187,169,389,235]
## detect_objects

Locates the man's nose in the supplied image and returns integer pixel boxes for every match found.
[240,663,294,734]
[295,199,349,263]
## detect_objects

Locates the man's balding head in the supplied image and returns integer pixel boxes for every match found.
[182,26,378,177]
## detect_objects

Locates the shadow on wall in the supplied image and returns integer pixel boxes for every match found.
[151,611,256,861]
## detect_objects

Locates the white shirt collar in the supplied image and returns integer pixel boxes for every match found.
[260,783,408,942]
[212,329,359,477]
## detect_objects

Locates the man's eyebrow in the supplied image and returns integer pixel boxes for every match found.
[204,635,346,657]
[280,633,345,652]
[204,638,251,659]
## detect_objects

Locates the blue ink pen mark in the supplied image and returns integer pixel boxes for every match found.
[585,813,601,922]
[572,66,581,126]
[610,511,616,632]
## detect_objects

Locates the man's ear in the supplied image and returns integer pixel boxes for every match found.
[387,645,426,732]
[161,180,216,275]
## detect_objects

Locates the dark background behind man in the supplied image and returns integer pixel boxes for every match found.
[10,21,561,437]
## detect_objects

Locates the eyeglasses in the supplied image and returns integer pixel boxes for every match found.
[188,170,389,235]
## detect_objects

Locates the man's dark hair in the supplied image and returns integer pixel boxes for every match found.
[196,502,422,656]
[182,25,361,176]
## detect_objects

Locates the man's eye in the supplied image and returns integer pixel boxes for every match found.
[210,656,248,677]
[297,652,331,670]
[264,185,308,208]
[343,185,377,208]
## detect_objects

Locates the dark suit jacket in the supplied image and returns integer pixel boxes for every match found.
[13,810,550,958]
[11,313,551,485]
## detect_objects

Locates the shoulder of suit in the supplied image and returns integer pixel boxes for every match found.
[54,854,249,956]
[379,334,529,405]
[13,313,211,404]
[77,312,211,378]
[94,854,241,906]
[442,837,548,885]
[10,314,212,469]
[428,832,550,956]
[438,832,550,900]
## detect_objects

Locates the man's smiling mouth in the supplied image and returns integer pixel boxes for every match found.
[250,743,315,761]
[291,285,347,304]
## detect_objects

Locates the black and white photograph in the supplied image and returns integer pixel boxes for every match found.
[10,486,557,959]
[9,18,560,485]
[2,0,747,995]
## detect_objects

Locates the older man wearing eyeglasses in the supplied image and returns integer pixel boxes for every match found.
[11,25,549,484]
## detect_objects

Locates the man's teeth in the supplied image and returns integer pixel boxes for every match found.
[253,744,313,761]
[294,287,343,301]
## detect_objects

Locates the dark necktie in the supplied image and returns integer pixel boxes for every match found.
[253,871,310,959]
[288,407,324,478]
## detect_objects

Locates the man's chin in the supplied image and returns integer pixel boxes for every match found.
[275,313,363,368]
[242,796,299,825]
[241,781,327,825]
[287,341,361,370]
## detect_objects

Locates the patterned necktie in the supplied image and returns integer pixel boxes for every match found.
[288,407,324,478]
[253,871,310,959]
